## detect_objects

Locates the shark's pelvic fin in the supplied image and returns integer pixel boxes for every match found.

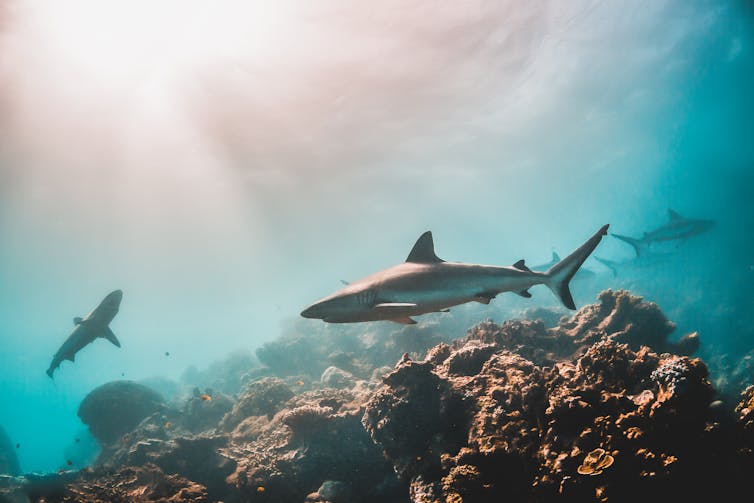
[340,280,350,285]
[103,328,121,347]
[73,317,83,325]
[406,231,444,263]
[668,209,682,221]
[512,259,531,272]
[474,291,497,304]
[391,317,417,325]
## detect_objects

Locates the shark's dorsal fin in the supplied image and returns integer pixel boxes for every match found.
[74,317,83,325]
[668,209,683,221]
[406,231,444,263]
[513,259,532,272]
[552,251,560,262]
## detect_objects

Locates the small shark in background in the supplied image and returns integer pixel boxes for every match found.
[611,209,715,257]
[46,290,123,378]
[301,225,608,325]
[533,251,596,279]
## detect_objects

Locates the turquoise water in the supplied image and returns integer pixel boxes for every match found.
[1,0,752,473]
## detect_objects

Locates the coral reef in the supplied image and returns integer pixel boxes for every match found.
[9,289,754,502]
[78,381,165,445]
[363,291,746,502]
[65,464,208,502]
[0,426,19,476]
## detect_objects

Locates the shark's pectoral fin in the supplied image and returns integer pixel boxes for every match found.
[103,328,121,347]
[66,355,75,362]
[73,317,83,325]
[390,317,417,325]
[374,302,418,310]
[516,289,532,298]
[474,291,497,304]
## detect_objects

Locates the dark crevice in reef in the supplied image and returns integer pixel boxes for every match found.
[2,290,754,502]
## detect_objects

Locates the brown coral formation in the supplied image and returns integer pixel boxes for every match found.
[8,290,754,503]
[363,290,751,502]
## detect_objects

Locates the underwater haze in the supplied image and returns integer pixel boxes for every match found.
[1,0,753,475]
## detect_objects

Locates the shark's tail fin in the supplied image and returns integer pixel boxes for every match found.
[611,233,642,257]
[545,225,609,309]
[594,257,618,277]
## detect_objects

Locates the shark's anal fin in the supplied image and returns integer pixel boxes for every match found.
[668,209,682,221]
[390,317,417,325]
[512,259,532,272]
[74,317,83,325]
[516,289,532,298]
[474,291,497,304]
[103,328,121,348]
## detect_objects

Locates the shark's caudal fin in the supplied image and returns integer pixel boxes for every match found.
[611,233,642,257]
[545,225,609,309]
[594,257,618,277]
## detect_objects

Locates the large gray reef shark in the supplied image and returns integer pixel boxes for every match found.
[301,225,609,325]
[46,290,123,378]
[612,209,715,257]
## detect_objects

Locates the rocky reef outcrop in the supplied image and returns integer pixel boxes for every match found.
[78,381,166,445]
[6,290,754,502]
[0,427,20,476]
[363,291,747,502]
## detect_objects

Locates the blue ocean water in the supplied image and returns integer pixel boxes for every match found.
[0,0,752,474]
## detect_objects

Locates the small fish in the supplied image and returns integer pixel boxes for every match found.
[75,438,80,443]
[66,460,73,466]
[200,394,212,401]
[296,380,305,386]
[123,434,131,444]
[15,443,20,449]
[256,486,265,493]
[165,351,170,357]
[121,372,125,376]
[165,421,172,429]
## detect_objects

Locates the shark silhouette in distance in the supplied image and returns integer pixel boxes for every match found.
[301,225,609,325]
[532,251,596,280]
[46,290,123,378]
[611,209,715,257]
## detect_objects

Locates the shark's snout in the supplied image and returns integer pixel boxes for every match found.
[107,289,124,304]
[300,303,322,319]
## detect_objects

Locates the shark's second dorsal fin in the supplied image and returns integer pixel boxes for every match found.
[406,231,444,263]
[552,251,560,262]
[668,209,683,221]
[513,259,532,272]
